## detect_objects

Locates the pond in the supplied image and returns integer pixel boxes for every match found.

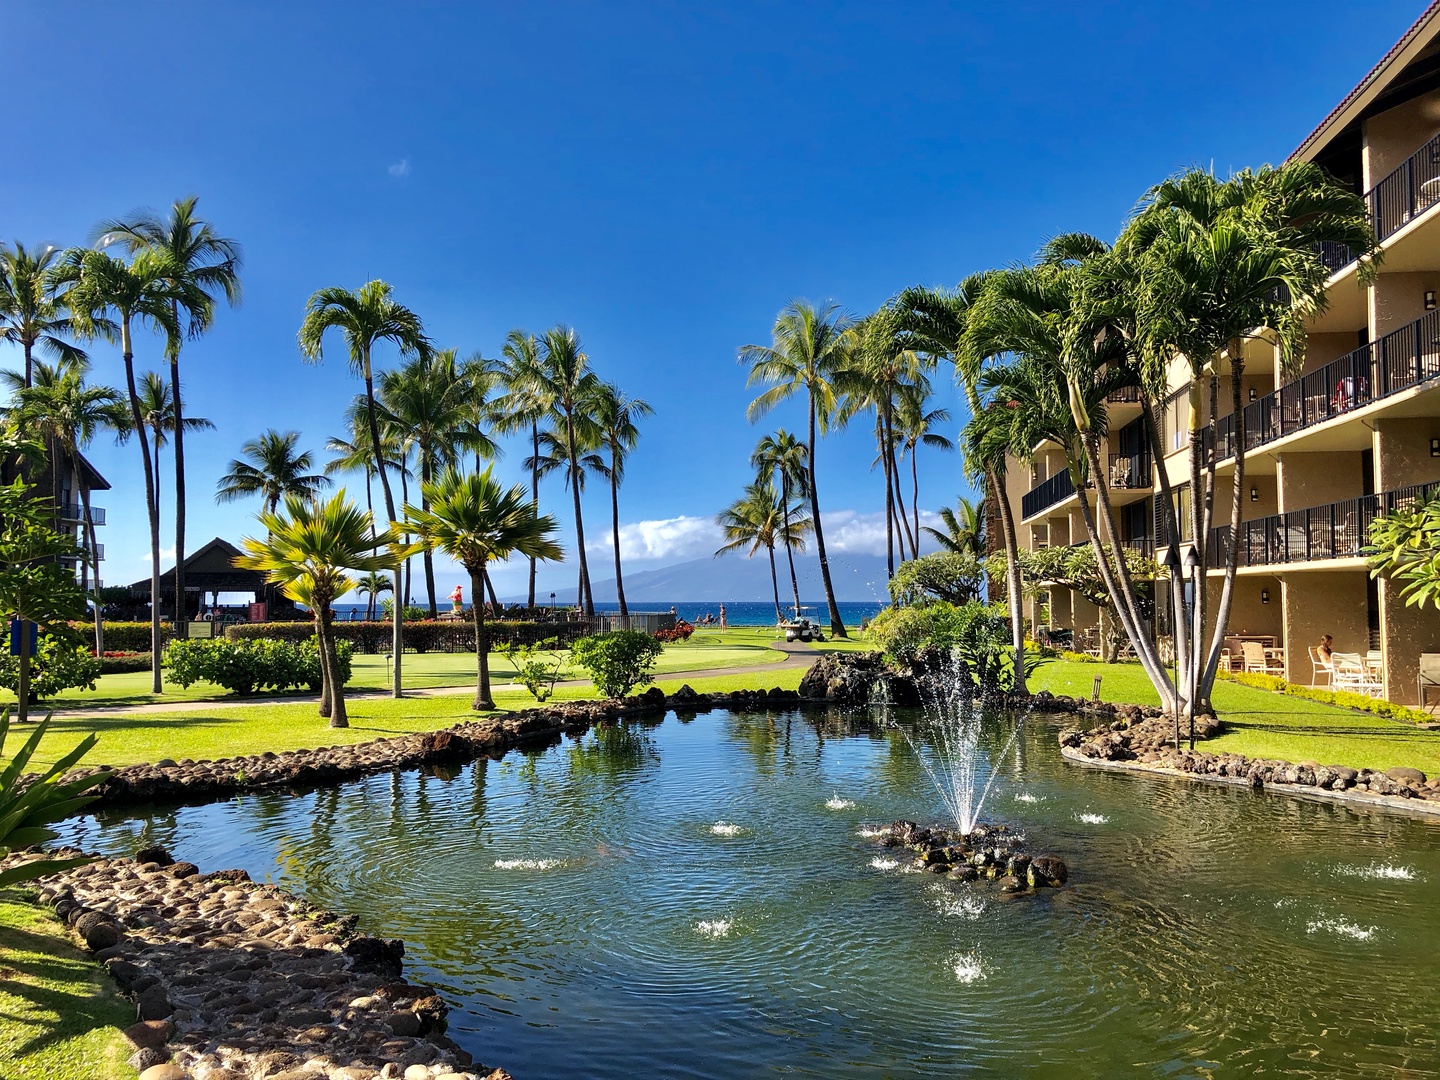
[63,708,1440,1077]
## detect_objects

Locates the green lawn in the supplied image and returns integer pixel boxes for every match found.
[1030,660,1440,775]
[0,891,135,1080]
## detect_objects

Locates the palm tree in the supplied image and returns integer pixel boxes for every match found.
[750,430,808,616]
[404,466,563,710]
[492,330,547,609]
[236,491,401,727]
[521,326,604,616]
[215,429,331,514]
[740,300,853,637]
[593,383,653,621]
[923,496,985,557]
[378,348,496,617]
[61,248,187,692]
[97,200,241,637]
[136,370,214,535]
[896,380,954,550]
[355,569,392,621]
[0,242,89,390]
[298,281,430,696]
[715,480,810,624]
[12,370,129,652]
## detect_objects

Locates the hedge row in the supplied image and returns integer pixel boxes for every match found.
[164,637,353,696]
[225,618,591,653]
[98,652,153,675]
[82,622,174,652]
[1216,668,1434,724]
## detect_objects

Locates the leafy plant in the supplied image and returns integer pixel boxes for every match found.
[501,638,567,702]
[570,630,664,699]
[653,620,695,643]
[163,637,351,695]
[888,551,986,606]
[870,599,1043,694]
[0,636,101,701]
[0,711,108,888]
[1369,496,1440,610]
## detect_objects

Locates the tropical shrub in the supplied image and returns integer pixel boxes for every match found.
[501,638,567,702]
[96,650,152,675]
[888,551,986,606]
[0,635,102,701]
[164,637,351,695]
[653,620,695,643]
[870,600,1043,694]
[0,711,107,887]
[570,630,664,699]
[79,620,173,652]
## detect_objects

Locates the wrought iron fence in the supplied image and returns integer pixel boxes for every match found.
[1022,469,1076,519]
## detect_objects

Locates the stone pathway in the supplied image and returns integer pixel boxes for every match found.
[48,640,823,720]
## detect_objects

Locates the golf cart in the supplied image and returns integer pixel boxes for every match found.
[779,607,825,643]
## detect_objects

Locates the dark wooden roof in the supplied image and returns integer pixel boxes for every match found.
[128,537,267,596]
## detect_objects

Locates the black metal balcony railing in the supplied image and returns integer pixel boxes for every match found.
[1105,385,1143,404]
[1107,451,1152,490]
[1022,470,1075,519]
[1309,131,1440,276]
[57,503,106,526]
[1199,307,1440,464]
[1206,481,1439,569]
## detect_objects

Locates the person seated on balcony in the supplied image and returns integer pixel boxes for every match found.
[1317,634,1334,663]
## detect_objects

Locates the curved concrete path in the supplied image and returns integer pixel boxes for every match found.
[47,639,823,720]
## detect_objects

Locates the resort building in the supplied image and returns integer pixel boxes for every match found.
[1007,2,1440,705]
[0,448,109,592]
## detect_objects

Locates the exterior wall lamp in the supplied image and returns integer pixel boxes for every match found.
[1431,437,1440,457]
[1261,589,1270,604]
[1250,486,1259,502]
[1427,290,1437,311]
[1248,387,1257,402]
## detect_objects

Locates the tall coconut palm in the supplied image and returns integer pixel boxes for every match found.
[136,370,214,538]
[378,348,496,617]
[593,383,653,620]
[60,248,188,692]
[750,430,809,616]
[12,369,129,652]
[405,466,563,710]
[715,480,810,624]
[521,326,604,616]
[740,300,853,637]
[236,491,401,727]
[216,429,331,515]
[492,330,547,609]
[923,496,985,557]
[97,199,242,637]
[0,242,89,390]
[896,380,954,550]
[298,281,430,696]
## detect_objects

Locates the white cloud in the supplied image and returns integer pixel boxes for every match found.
[792,508,945,557]
[387,158,411,178]
[586,515,722,562]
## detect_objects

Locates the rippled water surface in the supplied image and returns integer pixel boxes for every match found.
[65,709,1440,1077]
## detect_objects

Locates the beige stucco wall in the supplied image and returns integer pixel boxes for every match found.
[1282,572,1370,683]
[1374,416,1440,491]
[1380,577,1440,705]
[1276,451,1368,511]
[1371,271,1440,338]
[1362,88,1440,187]
[1299,331,1365,378]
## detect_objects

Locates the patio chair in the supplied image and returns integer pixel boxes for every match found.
[1308,646,1334,689]
[1332,653,1384,698]
[1109,456,1133,489]
[1418,653,1440,712]
[1241,641,1284,676]
[1223,636,1244,670]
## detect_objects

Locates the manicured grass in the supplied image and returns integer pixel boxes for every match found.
[0,891,135,1080]
[1030,660,1440,775]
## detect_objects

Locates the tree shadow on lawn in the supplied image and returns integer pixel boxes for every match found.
[0,900,128,1063]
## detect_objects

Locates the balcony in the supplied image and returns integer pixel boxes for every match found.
[1106,385,1143,404]
[1022,452,1153,519]
[1022,470,1075,519]
[1202,308,1440,464]
[1310,131,1440,275]
[1206,481,1439,569]
[57,503,106,526]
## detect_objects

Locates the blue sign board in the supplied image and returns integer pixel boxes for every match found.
[8,620,37,657]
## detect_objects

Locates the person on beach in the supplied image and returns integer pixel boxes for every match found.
[719,604,727,632]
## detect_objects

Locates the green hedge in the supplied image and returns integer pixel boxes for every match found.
[225,618,589,653]
[97,652,152,675]
[82,621,173,652]
[163,637,353,696]
[1217,668,1434,724]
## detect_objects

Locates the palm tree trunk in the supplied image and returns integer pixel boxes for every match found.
[81,481,103,655]
[120,318,164,694]
[483,566,499,609]
[315,609,332,719]
[910,449,921,554]
[767,543,782,623]
[891,445,916,560]
[170,320,189,640]
[421,454,438,618]
[22,338,32,391]
[610,450,628,621]
[361,347,403,699]
[808,394,845,638]
[471,566,493,710]
[989,467,1027,697]
[528,421,539,610]
[321,609,347,727]
[779,485,801,617]
[565,412,594,616]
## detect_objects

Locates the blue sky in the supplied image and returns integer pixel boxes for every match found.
[1,1,1424,600]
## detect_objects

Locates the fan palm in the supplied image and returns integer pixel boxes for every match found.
[235,491,402,726]
[740,300,853,637]
[298,280,430,696]
[97,198,242,636]
[715,480,809,624]
[923,496,985,558]
[12,370,129,652]
[0,242,89,390]
[404,467,563,710]
[750,430,808,616]
[216,429,331,515]
[593,383,653,620]
[60,248,187,692]
[492,330,548,608]
[355,569,392,621]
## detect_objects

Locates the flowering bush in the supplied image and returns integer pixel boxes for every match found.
[95,650,152,675]
[653,620,695,643]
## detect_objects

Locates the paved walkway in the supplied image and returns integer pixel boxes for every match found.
[48,640,822,720]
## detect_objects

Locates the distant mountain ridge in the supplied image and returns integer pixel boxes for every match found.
[508,552,893,604]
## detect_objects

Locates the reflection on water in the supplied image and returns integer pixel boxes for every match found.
[64,709,1440,1078]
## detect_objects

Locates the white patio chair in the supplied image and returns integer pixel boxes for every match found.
[1418,653,1440,712]
[1242,641,1284,676]
[1332,653,1383,698]
[1308,646,1334,688]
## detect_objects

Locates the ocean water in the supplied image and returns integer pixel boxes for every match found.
[332,600,886,627]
